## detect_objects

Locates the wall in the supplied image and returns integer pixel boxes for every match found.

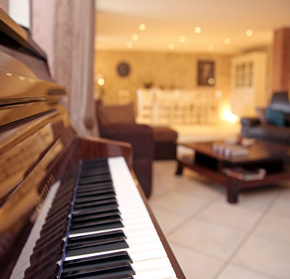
[9,0,30,28]
[272,27,290,92]
[95,50,233,114]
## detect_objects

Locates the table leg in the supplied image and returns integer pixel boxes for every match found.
[227,181,239,203]
[176,161,184,176]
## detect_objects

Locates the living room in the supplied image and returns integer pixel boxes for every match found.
[2,0,290,278]
[95,1,290,279]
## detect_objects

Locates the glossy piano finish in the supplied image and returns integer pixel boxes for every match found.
[0,9,185,279]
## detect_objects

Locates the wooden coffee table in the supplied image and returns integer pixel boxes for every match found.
[176,140,290,203]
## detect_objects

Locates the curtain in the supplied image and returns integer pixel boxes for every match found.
[0,0,8,12]
[31,0,98,137]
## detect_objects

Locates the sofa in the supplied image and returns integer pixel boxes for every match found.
[240,91,290,145]
[96,100,154,198]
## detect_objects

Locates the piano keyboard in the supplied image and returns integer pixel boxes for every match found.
[10,157,177,279]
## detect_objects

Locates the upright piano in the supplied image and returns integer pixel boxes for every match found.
[0,9,185,279]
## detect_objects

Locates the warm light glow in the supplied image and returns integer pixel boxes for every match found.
[224,38,231,45]
[222,110,238,123]
[195,26,201,34]
[246,29,253,36]
[6,73,12,77]
[215,90,223,99]
[168,43,175,50]
[97,78,105,86]
[179,36,186,43]
[132,34,139,41]
[208,44,214,51]
[139,24,146,31]
[127,41,133,48]
[19,76,25,81]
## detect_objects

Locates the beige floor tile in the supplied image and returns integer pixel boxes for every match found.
[254,212,290,244]
[174,174,223,200]
[199,199,263,231]
[217,264,273,279]
[233,234,290,279]
[151,161,187,198]
[169,242,224,279]
[150,191,209,217]
[269,187,290,218]
[236,187,280,210]
[169,217,247,261]
[149,205,189,235]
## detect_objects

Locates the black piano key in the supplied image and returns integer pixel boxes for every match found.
[61,262,134,279]
[71,209,120,223]
[67,230,126,247]
[70,219,124,234]
[63,251,132,272]
[66,238,128,257]
[79,169,111,177]
[78,180,113,190]
[81,158,108,166]
[67,230,126,248]
[99,276,133,279]
[66,231,128,257]
[73,198,117,209]
[78,174,112,184]
[77,186,114,193]
[73,204,119,216]
[70,215,121,229]
[75,193,116,204]
[76,188,115,198]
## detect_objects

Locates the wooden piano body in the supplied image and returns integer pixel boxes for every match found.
[0,9,185,279]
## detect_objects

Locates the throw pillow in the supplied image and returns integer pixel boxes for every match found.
[97,102,136,126]
[265,107,285,127]
[256,107,267,124]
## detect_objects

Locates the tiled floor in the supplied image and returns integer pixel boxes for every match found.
[148,124,290,279]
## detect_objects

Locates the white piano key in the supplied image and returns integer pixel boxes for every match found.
[132,257,172,272]
[133,266,177,279]
[65,243,167,262]
[64,157,177,279]
[10,181,61,279]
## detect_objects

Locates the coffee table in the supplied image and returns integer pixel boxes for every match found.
[176,140,290,203]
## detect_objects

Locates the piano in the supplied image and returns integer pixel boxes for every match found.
[0,9,185,279]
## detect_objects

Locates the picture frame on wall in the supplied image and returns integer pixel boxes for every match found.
[197,61,215,86]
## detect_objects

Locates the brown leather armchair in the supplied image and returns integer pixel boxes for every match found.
[96,101,154,198]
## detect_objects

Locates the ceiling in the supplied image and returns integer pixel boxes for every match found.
[95,0,290,54]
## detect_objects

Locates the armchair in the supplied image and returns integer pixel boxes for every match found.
[96,101,154,198]
[240,91,290,145]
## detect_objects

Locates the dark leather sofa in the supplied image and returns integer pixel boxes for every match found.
[96,101,154,198]
[241,91,290,145]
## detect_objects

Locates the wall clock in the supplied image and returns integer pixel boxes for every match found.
[117,62,130,77]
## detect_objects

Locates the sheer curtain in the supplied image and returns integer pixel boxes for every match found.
[31,0,98,137]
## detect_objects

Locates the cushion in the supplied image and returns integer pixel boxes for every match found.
[256,107,267,124]
[270,91,290,113]
[265,107,285,127]
[97,102,136,126]
[152,126,178,142]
